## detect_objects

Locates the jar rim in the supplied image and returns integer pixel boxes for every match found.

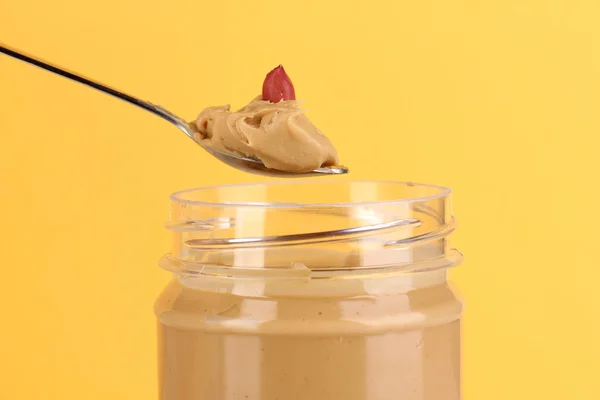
[170,180,451,209]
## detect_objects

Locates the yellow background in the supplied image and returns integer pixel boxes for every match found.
[1,1,599,399]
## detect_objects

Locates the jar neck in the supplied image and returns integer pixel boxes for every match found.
[161,181,462,280]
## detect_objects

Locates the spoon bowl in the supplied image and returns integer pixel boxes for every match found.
[205,145,349,177]
[151,104,349,177]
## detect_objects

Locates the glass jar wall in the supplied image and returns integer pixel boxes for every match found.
[155,181,463,400]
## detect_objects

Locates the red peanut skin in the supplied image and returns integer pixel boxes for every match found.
[262,65,296,103]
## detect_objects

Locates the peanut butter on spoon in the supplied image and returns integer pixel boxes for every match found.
[193,66,340,173]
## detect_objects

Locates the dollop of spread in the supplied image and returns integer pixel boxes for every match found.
[193,65,340,173]
[193,97,339,172]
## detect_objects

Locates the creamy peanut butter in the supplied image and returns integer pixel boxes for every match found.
[155,249,462,400]
[193,96,339,173]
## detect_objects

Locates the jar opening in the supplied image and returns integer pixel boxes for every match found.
[170,180,451,209]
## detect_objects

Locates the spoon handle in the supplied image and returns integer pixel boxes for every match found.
[0,43,192,137]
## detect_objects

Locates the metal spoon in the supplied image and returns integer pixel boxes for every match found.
[0,44,348,177]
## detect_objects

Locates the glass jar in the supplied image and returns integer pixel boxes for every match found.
[155,180,463,400]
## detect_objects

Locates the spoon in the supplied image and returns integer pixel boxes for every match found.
[0,44,348,177]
